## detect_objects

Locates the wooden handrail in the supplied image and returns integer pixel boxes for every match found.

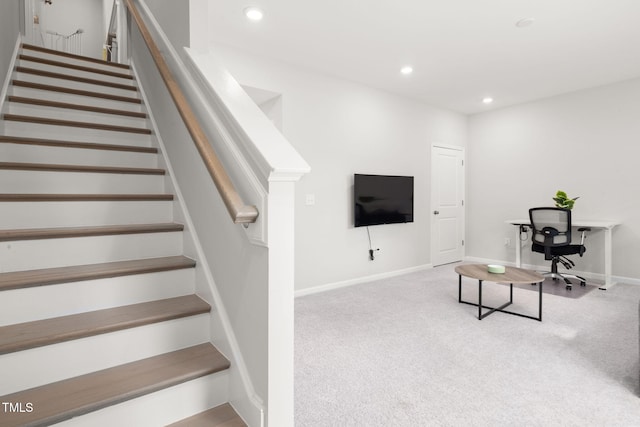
[123,0,258,224]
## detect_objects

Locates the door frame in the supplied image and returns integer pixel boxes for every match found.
[430,143,466,266]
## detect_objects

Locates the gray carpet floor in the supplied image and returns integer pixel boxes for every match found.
[295,262,640,426]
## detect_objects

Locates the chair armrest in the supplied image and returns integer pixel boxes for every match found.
[577,227,591,251]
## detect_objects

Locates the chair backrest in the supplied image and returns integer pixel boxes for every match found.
[529,207,572,247]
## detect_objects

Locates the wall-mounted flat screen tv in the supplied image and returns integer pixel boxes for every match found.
[354,174,414,227]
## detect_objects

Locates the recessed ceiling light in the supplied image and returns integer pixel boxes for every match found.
[400,66,413,75]
[515,17,535,28]
[482,97,494,104]
[244,7,264,21]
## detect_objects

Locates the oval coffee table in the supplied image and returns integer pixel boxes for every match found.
[455,264,545,321]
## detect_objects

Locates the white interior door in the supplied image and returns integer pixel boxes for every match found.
[431,145,465,266]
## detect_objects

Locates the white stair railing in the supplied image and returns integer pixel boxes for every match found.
[44,29,84,55]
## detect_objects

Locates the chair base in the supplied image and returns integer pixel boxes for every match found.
[537,271,587,290]
[534,256,588,290]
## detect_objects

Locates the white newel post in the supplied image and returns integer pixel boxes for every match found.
[267,180,296,427]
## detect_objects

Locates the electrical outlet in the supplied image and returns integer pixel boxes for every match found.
[504,238,511,246]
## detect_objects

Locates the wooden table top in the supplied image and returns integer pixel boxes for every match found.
[455,264,544,284]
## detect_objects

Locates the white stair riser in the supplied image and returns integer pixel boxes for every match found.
[9,85,144,113]
[14,71,139,99]
[7,102,148,129]
[0,268,195,326]
[0,200,174,229]
[55,373,229,427]
[0,232,184,272]
[15,60,134,86]
[3,121,152,147]
[0,314,210,395]
[0,170,165,194]
[0,143,158,169]
[19,50,133,76]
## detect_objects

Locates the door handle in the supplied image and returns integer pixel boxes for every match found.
[434,210,440,215]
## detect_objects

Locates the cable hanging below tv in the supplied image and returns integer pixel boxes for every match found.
[354,173,414,227]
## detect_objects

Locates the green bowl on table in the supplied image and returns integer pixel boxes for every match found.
[487,264,506,274]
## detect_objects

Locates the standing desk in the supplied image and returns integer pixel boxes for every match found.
[506,219,620,289]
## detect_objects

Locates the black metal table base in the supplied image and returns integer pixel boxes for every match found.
[458,275,543,321]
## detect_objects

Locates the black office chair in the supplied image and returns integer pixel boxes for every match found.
[529,207,590,290]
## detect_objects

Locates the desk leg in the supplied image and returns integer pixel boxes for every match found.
[599,228,615,290]
[538,281,543,321]
[514,225,522,268]
[478,280,483,320]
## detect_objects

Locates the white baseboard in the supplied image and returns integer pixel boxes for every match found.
[464,256,640,287]
[295,264,433,298]
[295,257,640,298]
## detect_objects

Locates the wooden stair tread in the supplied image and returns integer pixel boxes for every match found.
[16,66,138,91]
[0,223,184,242]
[168,403,247,427]
[0,343,228,427]
[0,135,156,153]
[0,193,173,201]
[0,256,196,291]
[0,295,210,355]
[3,114,152,134]
[0,161,164,175]
[18,54,133,80]
[11,80,141,104]
[8,96,147,118]
[21,43,131,70]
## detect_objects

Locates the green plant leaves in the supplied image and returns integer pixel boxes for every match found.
[553,190,579,210]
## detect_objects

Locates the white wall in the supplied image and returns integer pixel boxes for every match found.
[0,1,20,86]
[35,0,104,59]
[210,45,468,293]
[102,0,114,40]
[188,0,207,53]
[467,78,640,282]
[144,0,189,55]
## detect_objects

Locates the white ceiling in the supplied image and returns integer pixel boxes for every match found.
[208,0,640,115]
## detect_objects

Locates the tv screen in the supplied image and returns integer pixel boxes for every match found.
[354,174,414,227]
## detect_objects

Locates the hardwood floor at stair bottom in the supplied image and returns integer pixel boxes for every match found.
[168,403,248,427]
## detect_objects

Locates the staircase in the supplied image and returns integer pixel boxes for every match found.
[0,44,246,426]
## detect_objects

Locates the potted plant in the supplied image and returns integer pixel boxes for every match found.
[553,190,579,210]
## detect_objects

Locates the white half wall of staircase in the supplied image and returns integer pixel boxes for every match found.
[0,4,20,88]
[128,1,310,425]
